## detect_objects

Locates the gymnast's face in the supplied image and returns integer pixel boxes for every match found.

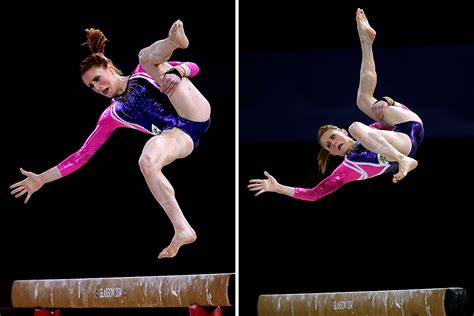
[82,64,118,98]
[320,128,352,156]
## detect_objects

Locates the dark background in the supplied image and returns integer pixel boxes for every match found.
[240,1,473,316]
[2,1,474,316]
[1,1,235,315]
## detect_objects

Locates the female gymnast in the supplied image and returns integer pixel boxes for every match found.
[10,20,211,259]
[248,8,424,201]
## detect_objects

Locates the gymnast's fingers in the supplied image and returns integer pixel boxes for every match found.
[11,186,24,195]
[15,189,26,199]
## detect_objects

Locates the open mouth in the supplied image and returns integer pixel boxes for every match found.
[338,143,343,151]
[103,88,109,95]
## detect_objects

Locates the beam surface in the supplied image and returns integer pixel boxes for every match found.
[258,288,466,316]
[12,273,233,308]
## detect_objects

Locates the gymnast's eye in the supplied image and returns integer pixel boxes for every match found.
[89,76,101,89]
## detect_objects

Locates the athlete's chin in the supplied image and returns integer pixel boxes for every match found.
[338,148,348,156]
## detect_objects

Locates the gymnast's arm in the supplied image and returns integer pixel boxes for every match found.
[248,163,360,202]
[293,163,360,201]
[10,106,122,203]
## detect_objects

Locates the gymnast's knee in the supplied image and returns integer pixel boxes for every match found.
[348,121,365,138]
[139,153,163,175]
[356,93,373,110]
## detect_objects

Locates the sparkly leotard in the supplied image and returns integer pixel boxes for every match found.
[57,62,209,177]
[293,119,424,202]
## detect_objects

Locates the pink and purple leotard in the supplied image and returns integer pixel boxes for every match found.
[294,119,424,202]
[57,62,210,177]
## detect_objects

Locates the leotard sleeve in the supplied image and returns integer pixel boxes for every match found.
[57,106,124,176]
[293,162,362,201]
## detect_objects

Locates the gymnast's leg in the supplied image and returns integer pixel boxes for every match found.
[348,121,418,183]
[138,20,189,67]
[139,128,196,259]
[353,9,420,182]
[355,8,380,122]
[355,8,422,126]
[138,20,211,123]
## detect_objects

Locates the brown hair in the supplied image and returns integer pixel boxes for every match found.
[80,28,122,76]
[316,124,341,174]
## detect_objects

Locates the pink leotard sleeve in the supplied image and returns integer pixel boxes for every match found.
[168,61,200,77]
[293,162,362,201]
[57,106,125,177]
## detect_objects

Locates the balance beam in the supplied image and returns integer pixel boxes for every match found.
[258,287,466,316]
[12,273,234,308]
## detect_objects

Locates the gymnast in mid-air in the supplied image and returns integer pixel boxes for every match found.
[10,20,211,259]
[248,8,424,201]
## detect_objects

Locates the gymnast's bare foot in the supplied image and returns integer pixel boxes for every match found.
[356,8,376,43]
[168,20,189,49]
[393,156,418,183]
[158,227,196,259]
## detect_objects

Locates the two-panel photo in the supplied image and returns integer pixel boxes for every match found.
[1,1,473,316]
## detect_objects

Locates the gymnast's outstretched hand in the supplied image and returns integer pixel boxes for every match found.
[248,171,279,196]
[10,168,44,204]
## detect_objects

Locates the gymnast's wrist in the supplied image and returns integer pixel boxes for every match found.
[382,96,395,106]
[164,67,183,79]
[175,65,188,77]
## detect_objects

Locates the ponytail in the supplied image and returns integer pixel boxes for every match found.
[317,148,330,174]
[82,28,108,55]
[80,28,122,76]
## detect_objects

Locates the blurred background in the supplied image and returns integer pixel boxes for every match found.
[1,1,235,315]
[240,1,473,315]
